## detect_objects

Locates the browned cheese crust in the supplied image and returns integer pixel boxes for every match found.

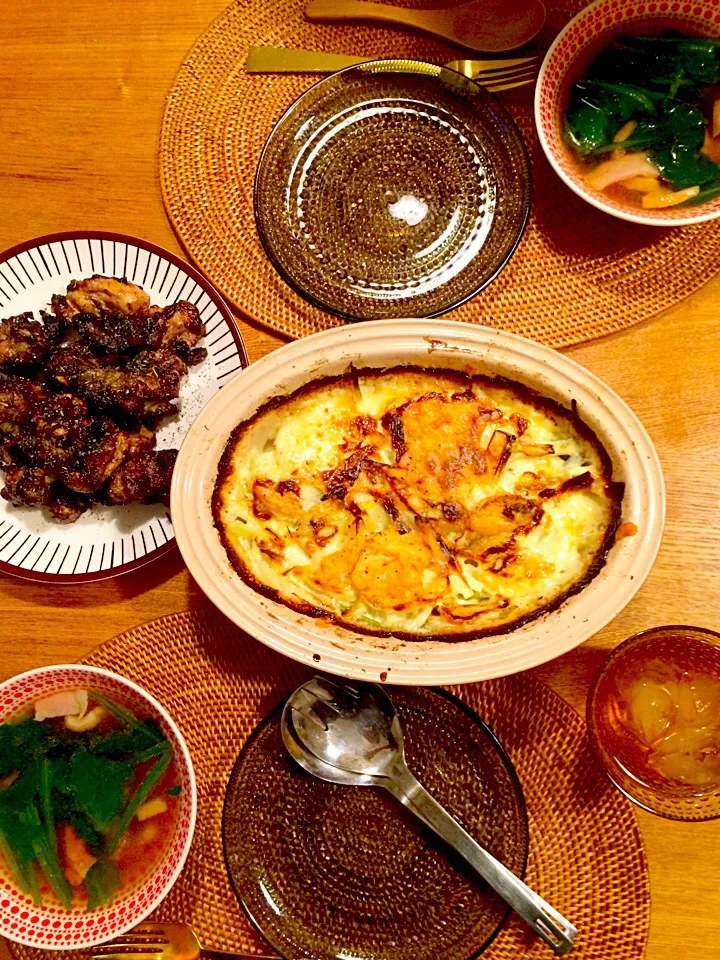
[213,367,624,642]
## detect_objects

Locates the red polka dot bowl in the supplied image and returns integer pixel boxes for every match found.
[0,665,197,950]
[534,0,720,226]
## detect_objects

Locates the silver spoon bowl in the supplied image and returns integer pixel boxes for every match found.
[282,676,577,956]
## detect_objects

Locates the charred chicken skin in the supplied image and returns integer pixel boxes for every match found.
[106,450,177,507]
[47,346,177,422]
[0,277,205,520]
[63,421,155,496]
[1,466,90,522]
[0,313,60,369]
[0,374,49,439]
[51,279,206,358]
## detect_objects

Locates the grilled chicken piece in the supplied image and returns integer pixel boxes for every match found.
[63,420,155,495]
[0,465,89,522]
[0,441,17,466]
[58,276,151,320]
[52,276,154,352]
[1,465,55,506]
[47,346,176,421]
[185,347,208,366]
[39,310,65,343]
[126,349,188,400]
[105,449,177,506]
[52,280,205,359]
[0,314,57,369]
[0,374,49,437]
[78,367,176,421]
[154,301,205,354]
[18,394,93,474]
[46,344,110,384]
[70,311,164,354]
[49,488,91,522]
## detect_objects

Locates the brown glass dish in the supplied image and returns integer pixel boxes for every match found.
[222,687,528,960]
[254,60,531,321]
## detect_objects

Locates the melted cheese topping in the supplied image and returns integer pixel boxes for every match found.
[213,369,623,638]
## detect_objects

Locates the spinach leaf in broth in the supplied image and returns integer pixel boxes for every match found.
[689,180,720,204]
[565,80,659,155]
[653,142,719,188]
[0,827,41,905]
[107,747,171,855]
[565,100,613,154]
[52,791,105,857]
[0,717,66,777]
[0,774,43,907]
[593,35,720,90]
[88,719,163,759]
[591,118,664,154]
[85,858,121,912]
[18,800,73,910]
[66,748,134,833]
[664,101,706,148]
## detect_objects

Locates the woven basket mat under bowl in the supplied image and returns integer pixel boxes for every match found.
[160,0,720,349]
[8,609,649,960]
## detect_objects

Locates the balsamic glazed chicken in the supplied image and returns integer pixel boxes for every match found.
[0,276,206,521]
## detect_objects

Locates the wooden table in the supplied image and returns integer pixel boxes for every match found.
[1,1,719,957]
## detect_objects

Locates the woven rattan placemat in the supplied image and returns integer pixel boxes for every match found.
[8,609,649,958]
[160,0,720,348]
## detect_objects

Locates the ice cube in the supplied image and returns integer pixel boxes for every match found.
[628,679,676,744]
[650,727,720,788]
[673,676,720,727]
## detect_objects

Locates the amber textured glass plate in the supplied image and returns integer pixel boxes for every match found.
[222,687,528,960]
[254,60,531,322]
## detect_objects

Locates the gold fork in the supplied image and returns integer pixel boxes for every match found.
[245,45,538,92]
[90,921,279,960]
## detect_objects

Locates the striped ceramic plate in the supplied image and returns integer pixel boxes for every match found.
[0,231,247,583]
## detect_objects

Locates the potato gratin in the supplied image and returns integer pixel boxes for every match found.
[213,368,624,640]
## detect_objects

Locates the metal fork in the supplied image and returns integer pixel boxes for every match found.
[446,56,537,91]
[91,921,279,960]
[245,46,538,92]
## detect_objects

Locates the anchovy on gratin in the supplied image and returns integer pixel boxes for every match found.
[212,368,624,640]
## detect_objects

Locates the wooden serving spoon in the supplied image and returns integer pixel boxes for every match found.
[304,0,546,53]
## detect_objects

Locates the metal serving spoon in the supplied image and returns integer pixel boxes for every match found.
[282,676,577,956]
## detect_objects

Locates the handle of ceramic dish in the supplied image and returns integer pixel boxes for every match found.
[385,767,578,956]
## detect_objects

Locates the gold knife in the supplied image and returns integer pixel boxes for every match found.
[246,46,374,72]
[245,45,535,76]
